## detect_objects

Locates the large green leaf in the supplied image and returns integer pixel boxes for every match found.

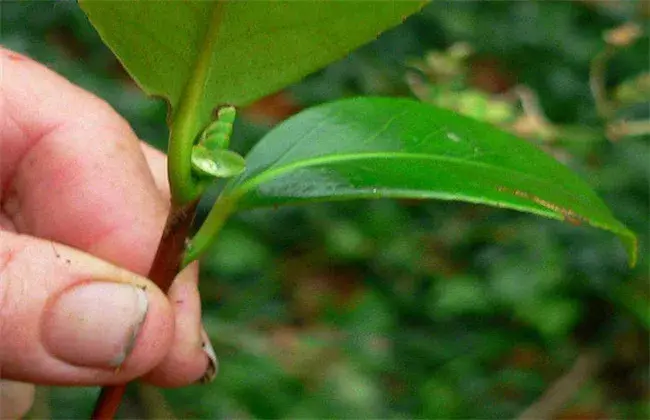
[223,97,636,265]
[79,0,425,126]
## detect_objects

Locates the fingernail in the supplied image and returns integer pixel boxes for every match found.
[197,330,218,384]
[42,281,148,369]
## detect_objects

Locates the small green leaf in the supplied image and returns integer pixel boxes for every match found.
[202,131,231,151]
[201,106,236,150]
[223,97,636,265]
[215,105,236,125]
[191,146,246,179]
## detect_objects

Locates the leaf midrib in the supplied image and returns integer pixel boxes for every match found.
[232,151,594,209]
[229,150,635,257]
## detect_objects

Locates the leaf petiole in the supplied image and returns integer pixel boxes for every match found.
[182,193,240,267]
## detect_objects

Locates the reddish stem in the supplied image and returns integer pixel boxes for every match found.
[91,201,199,419]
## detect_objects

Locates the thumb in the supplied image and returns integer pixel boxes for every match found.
[0,231,174,385]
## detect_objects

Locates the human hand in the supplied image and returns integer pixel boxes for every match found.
[0,48,216,418]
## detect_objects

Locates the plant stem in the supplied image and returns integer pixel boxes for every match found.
[182,193,237,266]
[91,200,199,419]
[92,8,227,417]
[167,2,226,205]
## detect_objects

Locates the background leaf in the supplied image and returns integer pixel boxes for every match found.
[79,0,426,131]
[225,97,636,264]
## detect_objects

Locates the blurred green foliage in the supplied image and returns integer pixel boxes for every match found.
[3,0,648,418]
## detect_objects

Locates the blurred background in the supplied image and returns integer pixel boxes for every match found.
[2,0,648,418]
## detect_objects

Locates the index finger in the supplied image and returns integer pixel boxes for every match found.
[0,48,167,275]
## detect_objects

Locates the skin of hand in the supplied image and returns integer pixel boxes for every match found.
[0,47,216,417]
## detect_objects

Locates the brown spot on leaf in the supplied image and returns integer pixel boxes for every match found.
[497,186,587,225]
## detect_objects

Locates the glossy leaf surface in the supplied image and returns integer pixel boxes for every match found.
[192,146,246,179]
[224,97,636,265]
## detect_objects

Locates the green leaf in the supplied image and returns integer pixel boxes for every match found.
[223,97,636,266]
[78,0,426,129]
[201,106,237,150]
[191,146,246,179]
[79,0,426,203]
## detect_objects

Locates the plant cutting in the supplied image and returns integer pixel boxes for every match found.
[75,1,637,418]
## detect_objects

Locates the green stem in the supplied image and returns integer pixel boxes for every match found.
[182,193,239,267]
[167,109,203,204]
[168,2,226,205]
